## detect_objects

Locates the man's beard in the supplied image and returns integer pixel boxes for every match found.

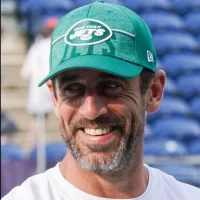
[61,112,145,175]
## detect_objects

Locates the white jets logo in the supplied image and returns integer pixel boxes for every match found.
[64,19,112,46]
[69,26,106,41]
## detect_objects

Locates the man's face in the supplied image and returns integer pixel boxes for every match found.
[51,69,148,174]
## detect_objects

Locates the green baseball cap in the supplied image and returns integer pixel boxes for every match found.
[38,0,157,86]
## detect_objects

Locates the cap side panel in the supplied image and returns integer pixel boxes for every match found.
[111,4,156,72]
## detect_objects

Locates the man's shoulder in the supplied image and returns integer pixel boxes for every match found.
[2,166,56,200]
[150,166,200,199]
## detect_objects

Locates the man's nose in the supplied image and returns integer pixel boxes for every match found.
[79,94,108,120]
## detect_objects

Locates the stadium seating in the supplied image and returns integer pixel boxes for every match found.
[123,0,173,12]
[155,164,200,186]
[163,77,179,96]
[188,139,200,155]
[18,0,74,12]
[153,32,199,55]
[161,52,200,77]
[185,11,200,35]
[1,143,26,160]
[151,96,190,120]
[144,124,153,138]
[147,77,179,122]
[156,60,163,70]
[152,117,200,140]
[141,11,186,33]
[16,0,74,42]
[197,35,200,44]
[190,96,200,119]
[75,0,123,7]
[171,0,200,13]
[29,142,67,169]
[176,74,200,99]
[144,138,188,156]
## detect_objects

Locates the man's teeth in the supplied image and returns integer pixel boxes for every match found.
[84,127,111,135]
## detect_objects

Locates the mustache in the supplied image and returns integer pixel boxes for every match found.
[70,116,126,134]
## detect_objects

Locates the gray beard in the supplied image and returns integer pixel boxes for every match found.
[62,114,145,175]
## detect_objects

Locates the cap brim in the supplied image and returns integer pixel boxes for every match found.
[38,55,143,86]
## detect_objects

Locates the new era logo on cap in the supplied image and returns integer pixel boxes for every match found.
[147,50,154,62]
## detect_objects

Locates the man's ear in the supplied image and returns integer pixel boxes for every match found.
[146,70,166,114]
[46,80,59,117]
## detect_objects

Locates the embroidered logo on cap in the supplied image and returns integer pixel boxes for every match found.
[147,50,154,62]
[64,19,112,46]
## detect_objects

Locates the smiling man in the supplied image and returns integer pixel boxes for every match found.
[3,1,200,200]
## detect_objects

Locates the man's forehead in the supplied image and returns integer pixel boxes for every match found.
[56,68,127,82]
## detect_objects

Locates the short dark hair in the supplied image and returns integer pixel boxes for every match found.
[51,68,154,98]
[51,77,57,99]
[139,68,155,95]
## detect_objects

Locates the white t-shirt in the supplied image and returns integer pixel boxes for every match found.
[2,163,200,200]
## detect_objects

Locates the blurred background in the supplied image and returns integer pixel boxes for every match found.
[1,0,200,197]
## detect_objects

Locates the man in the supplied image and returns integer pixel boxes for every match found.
[3,1,200,199]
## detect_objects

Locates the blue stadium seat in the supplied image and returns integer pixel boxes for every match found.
[155,164,200,186]
[148,96,189,122]
[74,0,94,6]
[152,117,200,140]
[141,12,186,33]
[197,35,200,44]
[155,96,190,118]
[144,138,188,156]
[190,96,200,119]
[123,0,173,12]
[164,77,178,96]
[171,0,200,13]
[30,142,66,168]
[24,0,74,12]
[161,52,200,77]
[17,0,31,14]
[156,60,163,70]
[153,32,199,55]
[176,74,200,99]
[189,139,200,155]
[185,11,200,35]
[17,0,74,41]
[148,77,179,122]
[144,124,153,138]
[103,0,123,4]
[75,0,123,7]
[1,143,26,161]
[17,0,74,14]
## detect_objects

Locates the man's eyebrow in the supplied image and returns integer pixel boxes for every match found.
[57,74,81,86]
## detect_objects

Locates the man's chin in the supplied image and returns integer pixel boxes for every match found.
[69,142,127,174]
[76,154,124,174]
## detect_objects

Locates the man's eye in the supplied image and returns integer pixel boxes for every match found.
[62,83,84,95]
[100,82,122,94]
[104,83,119,88]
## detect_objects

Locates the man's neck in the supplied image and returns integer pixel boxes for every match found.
[59,154,149,199]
